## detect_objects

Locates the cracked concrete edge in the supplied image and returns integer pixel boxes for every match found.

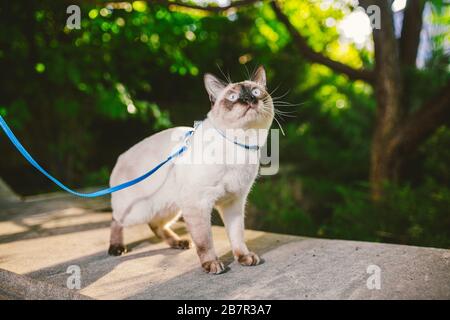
[0,268,93,300]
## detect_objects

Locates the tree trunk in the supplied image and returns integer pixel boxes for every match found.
[369,0,404,200]
[400,0,426,68]
[265,0,447,200]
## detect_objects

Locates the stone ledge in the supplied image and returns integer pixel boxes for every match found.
[0,193,449,300]
[0,268,91,300]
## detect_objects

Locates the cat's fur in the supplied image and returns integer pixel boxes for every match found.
[108,66,274,274]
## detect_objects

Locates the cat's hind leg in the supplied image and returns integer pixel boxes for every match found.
[149,213,190,249]
[108,219,127,256]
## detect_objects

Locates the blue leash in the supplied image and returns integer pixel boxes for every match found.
[0,115,192,198]
[0,116,258,198]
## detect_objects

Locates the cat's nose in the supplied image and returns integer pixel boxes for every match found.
[240,95,256,105]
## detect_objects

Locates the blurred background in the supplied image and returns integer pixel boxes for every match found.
[0,0,449,248]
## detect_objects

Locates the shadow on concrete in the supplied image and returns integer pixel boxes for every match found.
[0,219,111,244]
[0,196,111,243]
[0,196,110,222]
[23,226,190,291]
[127,232,300,299]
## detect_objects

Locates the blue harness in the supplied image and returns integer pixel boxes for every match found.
[0,116,259,198]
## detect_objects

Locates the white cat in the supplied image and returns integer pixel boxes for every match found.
[108,66,274,274]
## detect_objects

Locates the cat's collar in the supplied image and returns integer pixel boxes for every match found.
[199,120,260,151]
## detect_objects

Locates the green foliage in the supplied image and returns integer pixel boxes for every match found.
[249,175,315,236]
[421,126,450,184]
[329,179,450,248]
[250,170,450,248]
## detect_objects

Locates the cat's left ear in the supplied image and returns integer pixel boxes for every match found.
[204,73,226,105]
[252,65,266,88]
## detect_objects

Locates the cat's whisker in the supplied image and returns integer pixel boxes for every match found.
[263,97,307,107]
[250,65,258,81]
[272,101,305,106]
[274,111,297,118]
[243,64,251,81]
[274,108,296,119]
[268,83,282,97]
[274,110,297,116]
[273,105,298,111]
[272,114,286,136]
[259,103,287,135]
[216,63,232,84]
[261,102,274,113]
[259,105,274,119]
[270,90,291,101]
[270,99,297,103]
[274,108,297,113]
[268,99,307,108]
[274,111,287,121]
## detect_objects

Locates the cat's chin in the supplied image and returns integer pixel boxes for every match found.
[239,113,273,130]
[241,108,258,120]
[209,107,273,130]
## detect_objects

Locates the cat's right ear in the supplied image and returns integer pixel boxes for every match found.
[204,73,226,105]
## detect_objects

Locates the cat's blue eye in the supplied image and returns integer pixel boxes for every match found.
[227,93,238,102]
[252,88,261,97]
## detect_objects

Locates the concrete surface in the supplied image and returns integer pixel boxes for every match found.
[0,268,91,300]
[0,191,449,300]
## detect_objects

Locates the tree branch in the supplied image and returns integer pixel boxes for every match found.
[270,1,375,83]
[153,0,261,12]
[115,1,375,83]
[399,0,426,67]
[391,80,450,154]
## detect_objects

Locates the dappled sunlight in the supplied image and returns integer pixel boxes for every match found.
[338,8,373,49]
[392,0,407,12]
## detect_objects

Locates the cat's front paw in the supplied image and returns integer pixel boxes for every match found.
[108,244,127,256]
[202,259,226,274]
[237,252,261,266]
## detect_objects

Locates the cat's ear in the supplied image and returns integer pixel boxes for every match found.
[204,73,226,104]
[252,65,266,88]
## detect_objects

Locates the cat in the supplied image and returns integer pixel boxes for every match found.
[108,66,274,274]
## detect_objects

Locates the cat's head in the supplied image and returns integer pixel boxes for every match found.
[204,66,274,130]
